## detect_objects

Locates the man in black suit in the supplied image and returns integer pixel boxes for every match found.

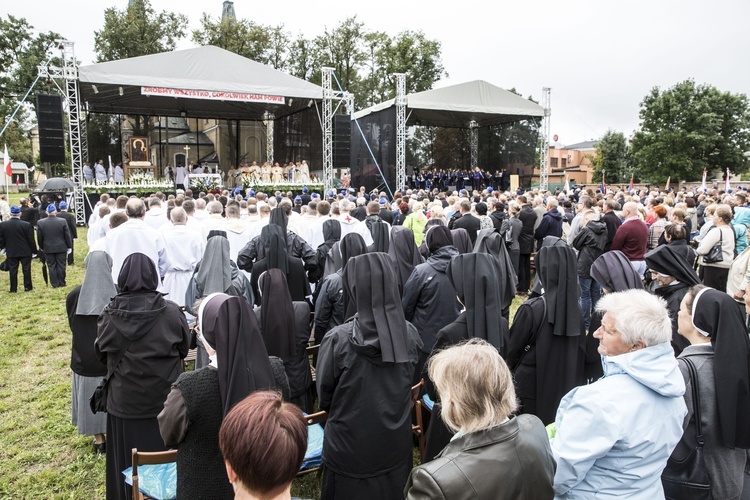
[56,201,78,265]
[452,199,481,245]
[0,205,37,292]
[19,197,37,227]
[378,198,394,225]
[36,204,72,288]
[517,195,538,294]
[601,200,622,252]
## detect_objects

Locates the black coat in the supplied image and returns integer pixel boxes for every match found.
[66,286,107,377]
[20,205,37,227]
[379,208,394,225]
[518,205,537,254]
[507,296,586,425]
[0,217,36,258]
[58,211,78,239]
[255,302,313,411]
[534,210,563,251]
[316,321,421,494]
[571,220,608,278]
[251,257,310,307]
[601,211,622,252]
[96,291,190,418]
[402,246,461,354]
[452,213,481,245]
[37,215,72,254]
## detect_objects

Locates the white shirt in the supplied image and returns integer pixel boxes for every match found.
[105,218,171,287]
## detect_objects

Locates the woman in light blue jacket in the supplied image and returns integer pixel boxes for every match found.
[550,289,687,499]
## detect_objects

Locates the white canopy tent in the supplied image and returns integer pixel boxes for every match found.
[354,80,544,127]
[79,45,325,120]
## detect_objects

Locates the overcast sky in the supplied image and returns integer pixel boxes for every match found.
[9,0,750,146]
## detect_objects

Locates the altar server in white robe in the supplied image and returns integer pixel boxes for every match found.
[105,198,171,291]
[175,164,187,190]
[162,207,204,313]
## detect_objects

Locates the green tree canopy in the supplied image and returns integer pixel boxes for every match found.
[630,80,750,183]
[0,14,61,165]
[94,0,187,62]
[591,130,629,184]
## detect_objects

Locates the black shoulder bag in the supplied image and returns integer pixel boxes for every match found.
[661,357,711,499]
[89,340,132,414]
[512,297,546,372]
[702,226,724,264]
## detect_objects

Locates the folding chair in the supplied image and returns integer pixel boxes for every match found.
[297,410,328,477]
[411,380,426,461]
[131,448,177,500]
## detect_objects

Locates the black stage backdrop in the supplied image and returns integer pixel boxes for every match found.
[350,107,397,194]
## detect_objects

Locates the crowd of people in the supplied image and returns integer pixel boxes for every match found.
[408,167,510,192]
[3,179,750,499]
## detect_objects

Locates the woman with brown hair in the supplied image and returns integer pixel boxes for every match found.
[220,391,307,500]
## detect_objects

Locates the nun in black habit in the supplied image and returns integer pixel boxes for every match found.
[96,253,190,500]
[474,230,518,319]
[250,224,310,306]
[529,235,567,297]
[450,227,473,254]
[158,293,279,500]
[313,233,369,344]
[254,268,314,412]
[318,218,342,278]
[316,253,422,500]
[506,244,586,425]
[645,244,701,355]
[671,287,750,499]
[422,252,510,461]
[389,225,423,295]
[586,250,645,381]
[368,219,390,253]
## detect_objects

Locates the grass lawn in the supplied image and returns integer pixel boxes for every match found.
[0,193,526,498]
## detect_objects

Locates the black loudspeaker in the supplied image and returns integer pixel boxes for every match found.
[333,115,351,170]
[36,94,66,163]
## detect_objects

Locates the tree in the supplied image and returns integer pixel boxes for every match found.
[630,80,750,183]
[192,14,276,65]
[95,0,187,63]
[314,17,366,97]
[0,15,62,171]
[95,0,187,137]
[591,130,629,184]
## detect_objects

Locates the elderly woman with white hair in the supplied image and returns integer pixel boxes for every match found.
[551,289,687,499]
[405,339,556,499]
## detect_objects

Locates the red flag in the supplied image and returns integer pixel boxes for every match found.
[629,175,634,191]
[3,144,10,177]
[15,177,19,186]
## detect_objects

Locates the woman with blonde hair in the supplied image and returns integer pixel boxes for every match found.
[405,339,555,499]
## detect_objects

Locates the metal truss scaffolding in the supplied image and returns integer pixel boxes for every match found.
[38,40,87,225]
[321,67,354,194]
[469,120,479,171]
[538,87,551,191]
[264,112,274,165]
[395,73,407,192]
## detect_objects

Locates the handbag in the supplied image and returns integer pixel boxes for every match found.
[89,340,132,414]
[702,227,724,264]
[661,357,711,499]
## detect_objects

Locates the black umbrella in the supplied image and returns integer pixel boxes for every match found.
[38,251,49,286]
[36,177,76,191]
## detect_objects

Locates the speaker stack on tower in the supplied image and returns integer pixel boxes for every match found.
[35,94,66,164]
[333,114,351,170]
